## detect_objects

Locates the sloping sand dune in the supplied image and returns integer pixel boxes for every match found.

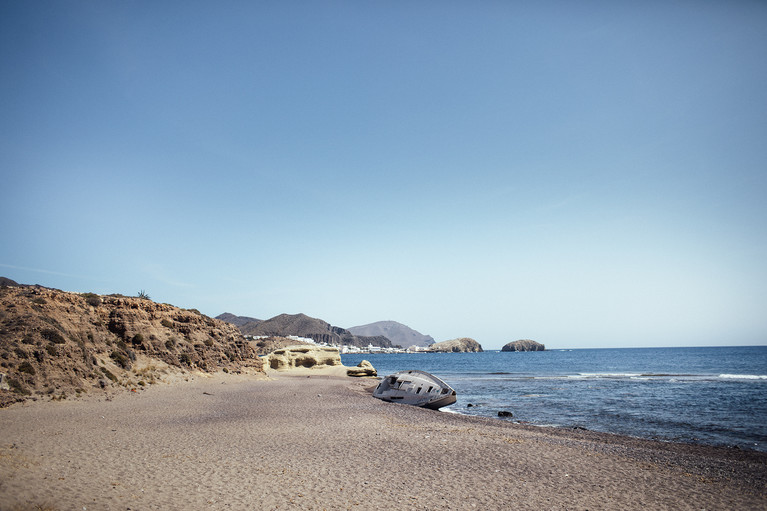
[1,373,765,510]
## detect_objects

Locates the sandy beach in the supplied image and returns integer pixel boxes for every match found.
[1,372,765,510]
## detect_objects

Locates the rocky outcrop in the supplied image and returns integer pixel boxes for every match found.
[237,313,392,348]
[348,320,434,348]
[263,346,377,377]
[346,360,377,377]
[429,338,483,353]
[502,339,545,352]
[263,345,343,370]
[0,284,265,406]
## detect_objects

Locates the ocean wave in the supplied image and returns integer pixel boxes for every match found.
[719,374,767,380]
[575,373,642,378]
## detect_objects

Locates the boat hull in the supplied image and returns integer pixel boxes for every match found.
[372,370,457,409]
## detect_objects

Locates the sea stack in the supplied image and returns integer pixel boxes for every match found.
[429,338,483,353]
[502,339,545,352]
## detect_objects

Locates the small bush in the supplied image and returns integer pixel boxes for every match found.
[82,292,101,306]
[14,347,28,359]
[131,333,145,345]
[7,377,30,395]
[179,353,192,365]
[101,367,117,382]
[165,339,175,349]
[110,351,131,369]
[41,328,66,344]
[45,344,58,356]
[32,297,46,305]
[21,334,35,345]
[18,361,36,375]
[137,290,150,300]
[204,338,214,347]
[161,319,174,328]
[34,350,44,362]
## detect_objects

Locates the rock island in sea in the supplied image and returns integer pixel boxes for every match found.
[502,339,545,351]
[428,337,484,352]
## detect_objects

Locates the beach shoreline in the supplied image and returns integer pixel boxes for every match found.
[1,372,765,510]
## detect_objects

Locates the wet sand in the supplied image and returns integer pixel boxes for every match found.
[1,372,765,510]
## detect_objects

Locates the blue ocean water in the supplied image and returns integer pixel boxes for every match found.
[342,346,767,451]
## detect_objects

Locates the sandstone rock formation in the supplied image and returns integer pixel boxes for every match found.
[348,320,434,348]
[501,339,545,352]
[0,283,264,406]
[429,338,483,353]
[346,360,377,377]
[263,345,343,370]
[262,346,377,377]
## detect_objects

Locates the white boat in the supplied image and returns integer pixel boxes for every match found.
[372,370,457,409]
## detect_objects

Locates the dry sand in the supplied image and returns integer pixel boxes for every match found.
[1,371,765,510]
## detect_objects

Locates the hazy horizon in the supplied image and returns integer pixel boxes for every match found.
[2,2,766,350]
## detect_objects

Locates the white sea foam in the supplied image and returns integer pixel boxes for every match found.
[719,374,767,380]
[577,373,642,378]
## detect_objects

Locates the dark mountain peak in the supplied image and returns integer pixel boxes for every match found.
[216,312,262,328]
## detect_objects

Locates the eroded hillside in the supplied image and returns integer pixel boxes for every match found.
[0,284,264,406]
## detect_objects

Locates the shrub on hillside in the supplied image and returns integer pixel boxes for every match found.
[82,293,101,307]
[18,361,36,375]
[41,328,66,344]
[110,350,131,369]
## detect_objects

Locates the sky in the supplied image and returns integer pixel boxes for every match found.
[1,1,766,350]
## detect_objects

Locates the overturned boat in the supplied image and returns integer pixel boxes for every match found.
[372,370,457,410]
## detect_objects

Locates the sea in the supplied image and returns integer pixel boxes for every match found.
[341,346,767,452]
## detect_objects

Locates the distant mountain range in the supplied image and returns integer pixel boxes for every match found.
[215,312,261,328]
[348,321,434,348]
[216,313,394,348]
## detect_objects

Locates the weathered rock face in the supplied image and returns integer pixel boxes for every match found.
[263,346,378,377]
[429,338,483,353]
[501,339,545,352]
[264,345,343,370]
[346,360,377,377]
[0,284,265,406]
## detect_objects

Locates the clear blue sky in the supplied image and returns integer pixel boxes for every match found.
[2,1,766,349]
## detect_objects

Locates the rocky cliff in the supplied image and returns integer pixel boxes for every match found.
[348,320,434,348]
[429,338,484,353]
[0,283,264,407]
[501,339,545,352]
[226,313,392,348]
